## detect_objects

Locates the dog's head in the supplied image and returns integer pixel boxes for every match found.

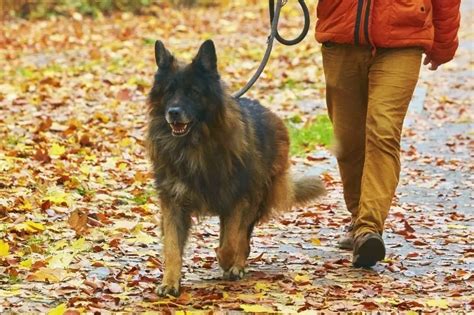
[149,40,226,138]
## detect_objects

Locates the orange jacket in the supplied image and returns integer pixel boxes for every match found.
[315,0,461,64]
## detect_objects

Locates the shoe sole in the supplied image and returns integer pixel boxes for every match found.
[338,240,353,250]
[353,236,385,268]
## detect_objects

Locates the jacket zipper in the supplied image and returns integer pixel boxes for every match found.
[354,0,372,46]
[354,0,364,45]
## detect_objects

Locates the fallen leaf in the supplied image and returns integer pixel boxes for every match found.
[240,304,274,313]
[426,299,449,309]
[0,240,10,257]
[27,268,67,283]
[49,143,66,157]
[107,282,124,293]
[294,274,311,284]
[68,209,88,235]
[311,238,321,246]
[13,221,46,234]
[48,303,67,315]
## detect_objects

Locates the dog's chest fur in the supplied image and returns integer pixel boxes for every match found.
[154,138,256,215]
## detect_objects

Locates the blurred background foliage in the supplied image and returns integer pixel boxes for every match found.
[0,0,246,19]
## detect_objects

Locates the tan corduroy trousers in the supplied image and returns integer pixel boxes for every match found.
[322,43,422,238]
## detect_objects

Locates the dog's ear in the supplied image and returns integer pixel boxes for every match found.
[155,40,173,69]
[193,40,217,74]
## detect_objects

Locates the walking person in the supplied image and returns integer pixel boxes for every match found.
[315,1,461,267]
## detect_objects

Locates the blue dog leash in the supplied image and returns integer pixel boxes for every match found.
[233,0,310,98]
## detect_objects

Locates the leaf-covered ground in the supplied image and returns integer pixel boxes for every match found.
[0,2,473,313]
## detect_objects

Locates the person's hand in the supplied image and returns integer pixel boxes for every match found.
[423,55,441,71]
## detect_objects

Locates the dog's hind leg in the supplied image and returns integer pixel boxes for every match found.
[157,204,191,297]
[217,202,257,280]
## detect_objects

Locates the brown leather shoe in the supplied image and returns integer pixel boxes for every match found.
[353,232,385,268]
[338,223,354,250]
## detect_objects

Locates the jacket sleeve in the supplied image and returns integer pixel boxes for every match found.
[430,0,461,64]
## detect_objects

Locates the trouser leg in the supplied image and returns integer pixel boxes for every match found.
[354,47,422,237]
[322,44,369,216]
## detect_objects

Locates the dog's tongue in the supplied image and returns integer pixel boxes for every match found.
[172,122,186,129]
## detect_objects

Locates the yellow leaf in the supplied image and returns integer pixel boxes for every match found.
[29,221,45,231]
[294,274,310,283]
[84,154,97,161]
[19,198,33,211]
[0,156,15,171]
[13,221,46,234]
[0,240,10,257]
[255,282,270,292]
[43,189,71,206]
[118,162,127,171]
[447,224,468,230]
[0,289,21,297]
[374,297,398,305]
[80,164,91,175]
[94,112,110,123]
[71,237,88,252]
[20,258,33,268]
[49,143,66,157]
[48,303,67,315]
[426,299,449,309]
[27,268,67,283]
[48,252,74,269]
[53,240,69,250]
[119,138,133,147]
[132,223,144,233]
[240,304,274,313]
[128,231,156,245]
[175,311,208,315]
[311,238,321,246]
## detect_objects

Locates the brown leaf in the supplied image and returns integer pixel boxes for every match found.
[360,301,379,310]
[33,148,51,164]
[397,300,424,310]
[68,209,89,235]
[117,88,132,101]
[403,220,415,233]
[36,116,53,133]
[39,77,61,87]
[40,200,52,211]
[248,252,265,263]
[79,134,93,147]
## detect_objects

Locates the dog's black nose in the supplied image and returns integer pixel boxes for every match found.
[167,107,183,121]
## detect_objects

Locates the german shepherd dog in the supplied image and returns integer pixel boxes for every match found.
[147,40,325,296]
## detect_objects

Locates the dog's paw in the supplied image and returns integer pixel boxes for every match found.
[223,266,246,281]
[157,283,180,297]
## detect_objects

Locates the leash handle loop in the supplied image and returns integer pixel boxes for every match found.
[269,0,310,46]
[233,0,310,98]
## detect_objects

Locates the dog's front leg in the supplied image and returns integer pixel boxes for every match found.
[218,202,257,281]
[158,205,191,297]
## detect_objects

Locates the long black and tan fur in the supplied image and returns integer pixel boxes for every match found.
[147,40,325,296]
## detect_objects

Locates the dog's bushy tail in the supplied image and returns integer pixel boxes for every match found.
[263,173,326,222]
[292,176,326,206]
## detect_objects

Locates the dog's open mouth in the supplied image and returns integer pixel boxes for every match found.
[170,122,192,136]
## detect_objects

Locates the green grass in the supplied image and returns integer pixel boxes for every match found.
[131,190,155,205]
[287,115,333,156]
